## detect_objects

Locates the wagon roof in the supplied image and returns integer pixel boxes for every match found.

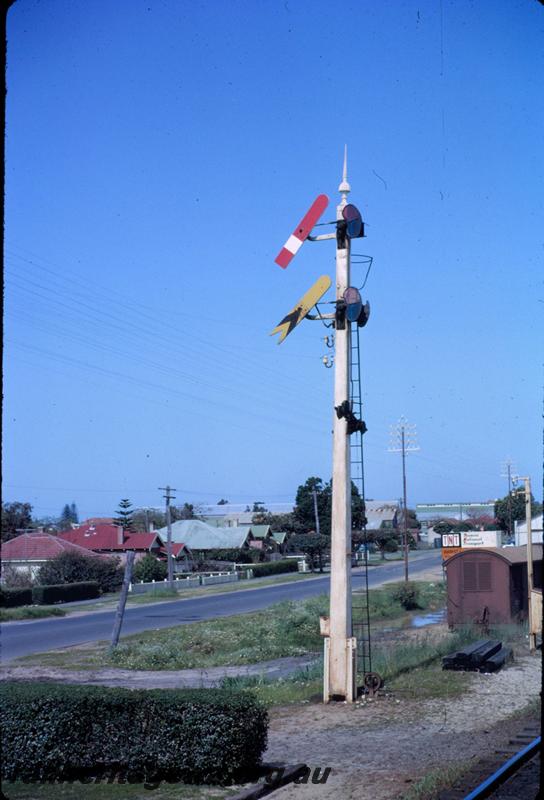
[444,544,542,565]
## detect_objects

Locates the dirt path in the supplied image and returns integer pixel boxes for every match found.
[265,653,541,800]
[0,654,318,689]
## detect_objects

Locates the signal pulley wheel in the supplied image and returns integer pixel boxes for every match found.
[363,672,383,694]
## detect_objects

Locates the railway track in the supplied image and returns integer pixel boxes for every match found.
[437,720,541,800]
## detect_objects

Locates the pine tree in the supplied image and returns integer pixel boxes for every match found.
[113,498,135,532]
[59,504,73,530]
[69,503,79,524]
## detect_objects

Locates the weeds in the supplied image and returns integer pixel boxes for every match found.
[220,661,324,706]
[400,761,473,800]
[370,626,479,683]
[0,606,66,622]
[354,581,446,623]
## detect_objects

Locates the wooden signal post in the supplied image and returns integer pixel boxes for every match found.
[324,150,357,702]
[271,148,369,702]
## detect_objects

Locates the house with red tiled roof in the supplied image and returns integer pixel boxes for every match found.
[58,524,192,571]
[1,530,107,580]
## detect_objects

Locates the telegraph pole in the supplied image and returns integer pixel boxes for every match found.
[110,550,135,650]
[326,148,356,703]
[158,485,177,588]
[389,418,419,582]
[513,476,536,651]
[312,489,321,536]
[500,460,515,541]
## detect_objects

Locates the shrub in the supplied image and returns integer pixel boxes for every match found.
[0,607,66,621]
[1,682,268,784]
[133,553,167,583]
[0,587,33,607]
[392,581,421,610]
[37,551,124,593]
[0,565,34,588]
[251,560,299,578]
[32,582,100,604]
[384,538,399,552]
[205,548,254,563]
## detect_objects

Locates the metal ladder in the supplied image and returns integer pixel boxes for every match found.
[349,323,373,683]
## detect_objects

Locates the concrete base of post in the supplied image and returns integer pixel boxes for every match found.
[323,636,357,703]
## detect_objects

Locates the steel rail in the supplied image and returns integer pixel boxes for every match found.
[462,736,541,800]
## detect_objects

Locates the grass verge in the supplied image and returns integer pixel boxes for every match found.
[0,606,66,622]
[221,627,481,706]
[16,581,448,671]
[63,571,322,615]
[399,761,474,800]
[360,580,446,621]
[1,781,241,799]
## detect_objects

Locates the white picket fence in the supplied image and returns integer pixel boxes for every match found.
[129,572,239,594]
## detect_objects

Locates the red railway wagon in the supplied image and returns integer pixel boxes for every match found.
[444,545,542,627]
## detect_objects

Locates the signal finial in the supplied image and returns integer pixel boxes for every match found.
[338,144,351,206]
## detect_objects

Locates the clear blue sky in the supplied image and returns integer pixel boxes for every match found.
[4,0,543,521]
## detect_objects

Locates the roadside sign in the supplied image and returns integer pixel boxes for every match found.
[275,194,329,268]
[442,547,462,561]
[442,533,461,548]
[461,531,500,548]
[442,533,461,562]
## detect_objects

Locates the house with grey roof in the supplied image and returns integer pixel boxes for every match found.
[201,511,255,528]
[364,501,400,531]
[156,519,253,551]
[272,531,288,553]
[514,514,543,547]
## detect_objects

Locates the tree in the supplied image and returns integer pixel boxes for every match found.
[294,477,332,536]
[59,504,73,530]
[1,565,34,588]
[171,503,194,522]
[350,483,366,530]
[1,502,33,542]
[254,512,304,537]
[37,552,124,593]
[113,499,135,532]
[452,521,473,533]
[465,514,497,530]
[433,520,454,536]
[217,499,229,505]
[132,508,166,532]
[288,533,330,572]
[495,491,542,534]
[365,527,399,559]
[405,508,421,530]
[58,502,79,530]
[133,554,167,583]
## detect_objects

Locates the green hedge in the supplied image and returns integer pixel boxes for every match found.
[32,581,100,604]
[205,548,255,563]
[1,683,268,784]
[0,587,33,608]
[37,552,124,593]
[251,560,299,578]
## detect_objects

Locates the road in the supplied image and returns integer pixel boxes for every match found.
[0,552,441,661]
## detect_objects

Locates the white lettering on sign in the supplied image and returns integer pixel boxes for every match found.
[442,533,461,548]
